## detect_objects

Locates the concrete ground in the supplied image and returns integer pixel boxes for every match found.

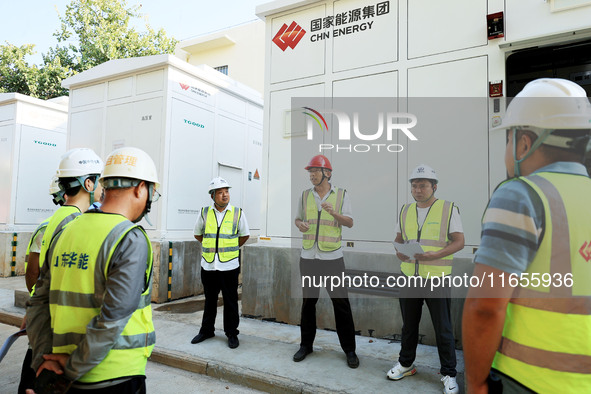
[0,276,464,393]
[0,323,262,393]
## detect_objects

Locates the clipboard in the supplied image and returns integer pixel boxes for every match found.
[393,241,425,258]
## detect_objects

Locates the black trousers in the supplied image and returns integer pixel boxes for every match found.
[18,348,35,394]
[299,257,356,353]
[488,369,537,394]
[398,282,457,377]
[199,266,240,337]
[68,376,146,394]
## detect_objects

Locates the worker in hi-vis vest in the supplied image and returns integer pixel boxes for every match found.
[463,78,591,393]
[25,177,67,294]
[18,176,67,394]
[26,147,159,393]
[37,148,105,283]
[21,148,103,393]
[293,154,359,369]
[192,177,250,349]
[388,164,464,394]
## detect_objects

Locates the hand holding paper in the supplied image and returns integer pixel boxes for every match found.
[393,241,425,260]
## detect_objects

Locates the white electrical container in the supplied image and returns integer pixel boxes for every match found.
[0,93,68,230]
[61,55,263,240]
[256,0,591,250]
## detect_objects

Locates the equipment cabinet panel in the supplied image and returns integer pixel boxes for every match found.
[15,126,66,224]
[407,56,488,246]
[407,0,487,59]
[332,0,399,72]
[166,98,215,231]
[270,4,327,84]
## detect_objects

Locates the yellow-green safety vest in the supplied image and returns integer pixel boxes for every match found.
[39,205,81,270]
[25,218,50,296]
[492,172,591,393]
[25,218,50,271]
[48,213,155,383]
[201,205,242,263]
[399,199,455,278]
[302,187,345,252]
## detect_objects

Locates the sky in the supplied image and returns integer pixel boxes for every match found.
[0,0,268,65]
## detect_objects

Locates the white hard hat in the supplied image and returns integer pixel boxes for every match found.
[494,78,591,133]
[100,147,159,188]
[208,177,231,194]
[409,164,438,183]
[56,148,103,178]
[49,175,66,205]
[48,176,61,195]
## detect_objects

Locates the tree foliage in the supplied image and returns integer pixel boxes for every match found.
[0,0,177,100]
[0,44,39,96]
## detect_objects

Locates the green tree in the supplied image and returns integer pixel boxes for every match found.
[54,0,178,74]
[0,43,39,96]
[0,0,177,100]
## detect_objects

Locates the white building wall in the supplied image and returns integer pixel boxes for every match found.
[176,21,266,94]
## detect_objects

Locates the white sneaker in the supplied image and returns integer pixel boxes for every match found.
[386,362,417,380]
[441,375,459,394]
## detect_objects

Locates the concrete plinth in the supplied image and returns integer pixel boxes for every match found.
[0,231,32,278]
[242,243,474,348]
[0,231,204,303]
[151,240,203,303]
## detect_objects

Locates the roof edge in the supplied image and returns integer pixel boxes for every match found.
[61,54,262,105]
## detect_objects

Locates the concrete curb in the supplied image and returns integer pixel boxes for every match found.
[0,311,23,327]
[0,311,335,394]
[150,347,335,394]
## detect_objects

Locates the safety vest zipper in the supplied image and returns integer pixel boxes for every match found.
[414,200,436,276]
[215,211,228,256]
[314,209,321,244]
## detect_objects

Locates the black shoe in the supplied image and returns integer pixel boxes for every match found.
[228,335,239,349]
[346,352,359,369]
[293,346,313,362]
[190,332,214,344]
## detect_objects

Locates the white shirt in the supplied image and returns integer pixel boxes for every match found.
[295,185,353,260]
[194,204,250,271]
[396,201,463,235]
[29,227,46,254]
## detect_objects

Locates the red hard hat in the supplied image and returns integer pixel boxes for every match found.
[305,155,332,171]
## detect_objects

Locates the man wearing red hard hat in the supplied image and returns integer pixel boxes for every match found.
[293,154,359,368]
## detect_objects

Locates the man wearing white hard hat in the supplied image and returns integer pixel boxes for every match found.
[388,164,464,394]
[18,176,67,393]
[35,148,104,275]
[463,78,591,393]
[25,177,66,294]
[192,177,250,349]
[27,147,159,392]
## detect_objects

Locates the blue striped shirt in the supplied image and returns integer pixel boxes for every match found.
[475,161,589,274]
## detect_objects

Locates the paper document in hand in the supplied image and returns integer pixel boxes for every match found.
[393,242,425,258]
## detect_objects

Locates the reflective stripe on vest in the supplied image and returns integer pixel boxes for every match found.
[48,213,155,383]
[399,200,454,278]
[492,172,591,393]
[39,206,81,271]
[302,187,344,252]
[201,206,241,263]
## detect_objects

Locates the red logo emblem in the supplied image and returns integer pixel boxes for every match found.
[580,241,591,262]
[272,22,306,51]
[179,83,190,90]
